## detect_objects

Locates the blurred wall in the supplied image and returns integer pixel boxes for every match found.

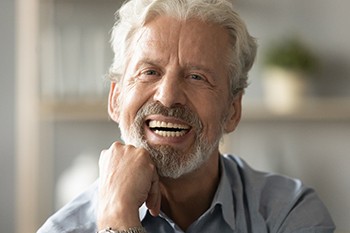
[0,0,16,232]
[237,0,350,99]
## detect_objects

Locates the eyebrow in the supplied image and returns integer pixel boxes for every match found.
[184,63,216,77]
[135,58,165,69]
[134,58,217,78]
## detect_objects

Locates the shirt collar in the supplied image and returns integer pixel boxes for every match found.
[210,155,235,230]
[139,155,235,230]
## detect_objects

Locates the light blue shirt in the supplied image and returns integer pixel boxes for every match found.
[37,155,335,233]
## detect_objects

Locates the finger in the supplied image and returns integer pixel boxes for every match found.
[108,141,124,155]
[146,167,161,216]
[99,141,124,168]
[145,169,159,208]
[151,186,161,217]
[146,182,160,216]
[99,141,121,165]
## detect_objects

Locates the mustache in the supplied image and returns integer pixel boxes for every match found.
[135,102,203,130]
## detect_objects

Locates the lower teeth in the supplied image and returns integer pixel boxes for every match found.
[154,130,186,137]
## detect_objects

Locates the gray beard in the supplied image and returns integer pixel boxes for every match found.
[118,102,223,179]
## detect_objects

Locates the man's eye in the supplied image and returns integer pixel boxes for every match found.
[189,74,204,81]
[137,69,161,82]
[143,70,159,76]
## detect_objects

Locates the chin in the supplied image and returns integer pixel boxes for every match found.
[145,142,214,179]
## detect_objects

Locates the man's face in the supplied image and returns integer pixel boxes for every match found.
[110,16,241,178]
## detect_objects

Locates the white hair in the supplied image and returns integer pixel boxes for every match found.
[109,0,257,97]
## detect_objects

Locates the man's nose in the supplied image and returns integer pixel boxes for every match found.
[153,73,186,108]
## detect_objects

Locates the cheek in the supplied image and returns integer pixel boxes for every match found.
[119,85,151,122]
[196,100,226,137]
[198,91,231,134]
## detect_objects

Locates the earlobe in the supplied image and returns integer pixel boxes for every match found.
[108,82,120,122]
[224,93,242,133]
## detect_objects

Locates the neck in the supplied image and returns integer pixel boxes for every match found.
[159,151,221,231]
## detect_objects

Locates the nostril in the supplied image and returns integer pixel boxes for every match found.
[153,81,186,107]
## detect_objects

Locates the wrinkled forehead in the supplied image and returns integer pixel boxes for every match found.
[129,16,231,72]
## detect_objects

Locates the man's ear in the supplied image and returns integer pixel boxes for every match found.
[223,92,243,133]
[108,81,120,123]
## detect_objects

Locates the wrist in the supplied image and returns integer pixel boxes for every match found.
[97,206,141,231]
[97,226,146,233]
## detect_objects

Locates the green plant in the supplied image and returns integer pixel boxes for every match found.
[264,38,317,73]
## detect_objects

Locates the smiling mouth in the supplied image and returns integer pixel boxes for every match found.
[147,120,191,137]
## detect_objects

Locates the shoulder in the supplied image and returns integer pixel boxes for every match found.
[221,154,335,232]
[222,155,304,197]
[222,155,303,192]
[37,180,99,233]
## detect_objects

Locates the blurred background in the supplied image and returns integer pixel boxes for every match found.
[1,0,349,232]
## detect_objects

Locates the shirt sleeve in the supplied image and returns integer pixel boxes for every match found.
[226,155,336,233]
[271,185,335,233]
[36,180,99,233]
[259,174,335,233]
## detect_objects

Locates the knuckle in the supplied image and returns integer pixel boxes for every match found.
[111,141,123,150]
[148,163,156,172]
[123,144,135,152]
[135,148,151,161]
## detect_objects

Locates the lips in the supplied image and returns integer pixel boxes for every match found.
[147,120,191,137]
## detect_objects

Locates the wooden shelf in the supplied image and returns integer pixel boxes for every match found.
[40,99,110,121]
[40,97,350,122]
[242,97,350,121]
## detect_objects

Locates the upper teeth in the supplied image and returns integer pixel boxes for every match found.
[149,120,190,130]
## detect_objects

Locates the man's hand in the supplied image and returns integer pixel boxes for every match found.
[97,141,161,230]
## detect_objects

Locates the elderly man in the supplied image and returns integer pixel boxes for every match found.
[38,0,335,232]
